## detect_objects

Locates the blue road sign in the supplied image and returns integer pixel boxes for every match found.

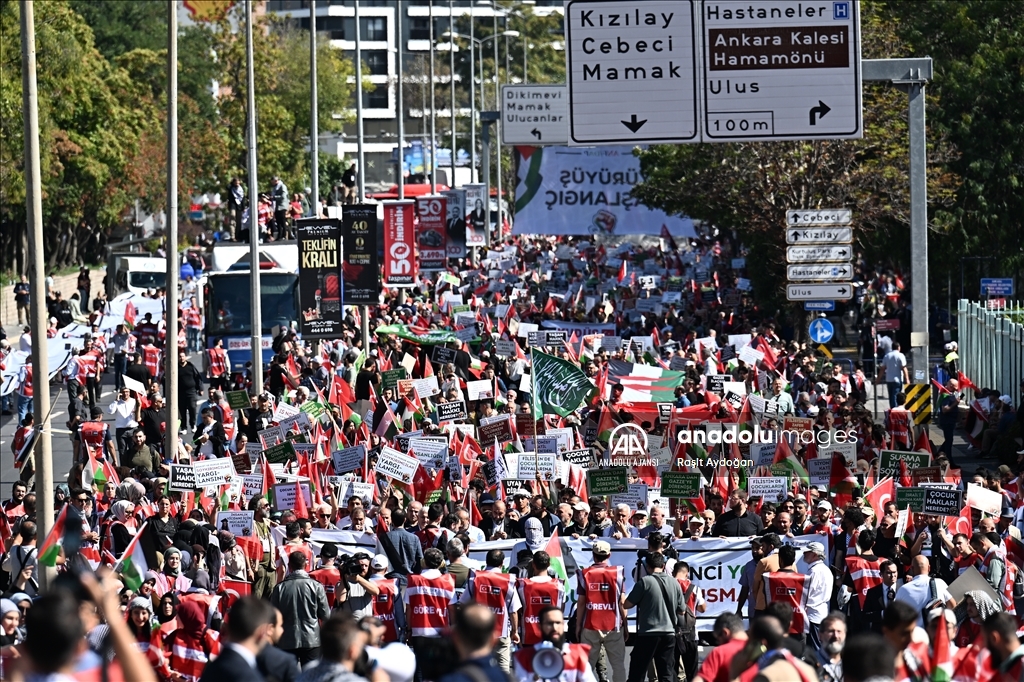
[981,278,1014,296]
[804,300,836,311]
[808,318,835,344]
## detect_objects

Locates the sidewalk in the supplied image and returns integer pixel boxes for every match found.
[0,268,107,329]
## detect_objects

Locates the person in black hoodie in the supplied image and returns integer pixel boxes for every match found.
[176,350,204,433]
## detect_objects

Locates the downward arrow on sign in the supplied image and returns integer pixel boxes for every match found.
[621,114,648,133]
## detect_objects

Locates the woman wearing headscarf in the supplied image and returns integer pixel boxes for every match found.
[0,599,23,680]
[155,592,180,642]
[127,596,172,680]
[163,598,219,682]
[157,547,193,595]
[954,589,1000,647]
[107,499,137,556]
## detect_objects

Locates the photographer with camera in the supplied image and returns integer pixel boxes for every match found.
[336,551,381,619]
[514,605,597,682]
[633,532,678,582]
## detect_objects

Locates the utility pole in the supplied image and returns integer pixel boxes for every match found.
[245,0,264,392]
[429,3,437,191]
[469,5,476,180]
[449,0,457,189]
[20,0,54,588]
[396,0,405,202]
[355,0,366,202]
[165,0,180,457]
[493,11,502,242]
[310,0,319,215]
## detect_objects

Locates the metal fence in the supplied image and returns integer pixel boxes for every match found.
[957,299,1024,396]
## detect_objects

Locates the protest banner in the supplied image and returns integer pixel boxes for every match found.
[258,426,286,449]
[661,472,702,499]
[588,468,629,496]
[381,368,408,392]
[192,458,236,488]
[879,450,931,480]
[612,483,649,511]
[216,511,256,538]
[562,449,593,466]
[921,488,964,517]
[748,477,788,503]
[479,415,514,444]
[263,441,296,465]
[466,380,494,401]
[272,482,312,510]
[231,449,252,476]
[895,487,927,513]
[409,437,448,469]
[808,459,832,487]
[340,481,375,507]
[225,390,251,410]
[241,475,264,503]
[169,464,196,492]
[967,483,1002,516]
[376,447,421,484]
[437,401,468,423]
[332,445,366,475]
[517,454,557,481]
[522,436,559,454]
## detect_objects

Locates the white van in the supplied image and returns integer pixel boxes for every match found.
[114,256,167,296]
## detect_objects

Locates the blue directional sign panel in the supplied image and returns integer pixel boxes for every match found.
[808,318,835,345]
[980,278,1014,296]
[804,301,836,312]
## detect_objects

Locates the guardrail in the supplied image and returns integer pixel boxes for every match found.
[958,299,1024,396]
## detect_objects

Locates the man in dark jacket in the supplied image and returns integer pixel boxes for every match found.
[195,408,228,458]
[381,508,424,590]
[270,551,330,665]
[256,607,300,682]
[199,596,275,682]
[177,350,204,433]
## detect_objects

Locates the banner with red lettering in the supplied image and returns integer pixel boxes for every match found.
[415,195,448,271]
[383,201,417,288]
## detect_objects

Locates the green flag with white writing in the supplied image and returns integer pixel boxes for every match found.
[531,350,595,417]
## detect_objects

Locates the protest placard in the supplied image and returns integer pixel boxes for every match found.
[896,487,927,512]
[169,464,196,492]
[612,483,649,511]
[278,412,313,436]
[272,482,312,510]
[216,511,255,538]
[409,437,448,469]
[562,449,593,466]
[967,483,1002,516]
[263,441,296,465]
[808,459,832,487]
[376,447,421,484]
[225,390,251,410]
[241,475,264,503]
[661,472,701,499]
[921,488,964,517]
[273,402,301,422]
[122,374,148,396]
[340,481,374,507]
[522,436,559,454]
[432,346,458,365]
[879,450,931,480]
[466,380,494,401]
[258,426,286,449]
[412,376,440,398]
[436,401,468,423]
[231,449,252,476]
[332,445,366,475]
[192,458,236,488]
[381,368,408,392]
[494,340,516,357]
[479,415,514,444]
[748,477,788,503]
[738,345,764,367]
[706,375,729,395]
[545,428,574,454]
[517,454,557,481]
[588,468,629,495]
[912,467,945,485]
[822,441,858,468]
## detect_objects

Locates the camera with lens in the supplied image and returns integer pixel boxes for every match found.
[637,533,679,562]
[341,552,371,579]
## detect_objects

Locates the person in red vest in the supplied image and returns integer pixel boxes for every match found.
[673,561,707,682]
[368,554,401,644]
[2,482,27,526]
[842,528,882,631]
[460,549,520,672]
[309,541,342,609]
[404,547,456,678]
[885,392,914,450]
[74,406,116,467]
[517,550,567,648]
[11,414,35,484]
[575,540,627,682]
[763,544,812,638]
[206,336,230,391]
[513,605,597,682]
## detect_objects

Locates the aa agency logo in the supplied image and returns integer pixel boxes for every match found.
[608,423,648,459]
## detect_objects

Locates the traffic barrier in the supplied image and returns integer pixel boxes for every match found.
[903,383,932,425]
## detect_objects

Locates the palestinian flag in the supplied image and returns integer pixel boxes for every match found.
[39,504,69,567]
[965,399,989,448]
[931,597,953,681]
[113,522,150,591]
[531,351,595,418]
[544,529,568,582]
[83,447,118,490]
[605,360,687,403]
[772,437,809,483]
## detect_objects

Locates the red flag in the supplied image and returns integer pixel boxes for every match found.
[899,459,913,488]
[957,371,979,394]
[865,477,894,523]
[946,504,973,536]
[469,495,483,527]
[755,336,778,369]
[543,296,557,315]
[914,430,933,455]
[931,592,953,678]
[932,379,951,395]
[293,479,309,519]
[617,260,627,284]
[124,300,137,329]
[830,452,857,489]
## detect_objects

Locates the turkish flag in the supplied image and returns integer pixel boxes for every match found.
[865,477,894,523]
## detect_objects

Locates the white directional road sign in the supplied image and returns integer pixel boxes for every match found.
[786,227,853,245]
[786,209,853,226]
[501,85,568,146]
[786,245,853,263]
[787,263,854,281]
[700,0,862,142]
[566,1,699,145]
[787,283,854,301]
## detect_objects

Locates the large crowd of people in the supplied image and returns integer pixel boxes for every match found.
[1,230,1023,682]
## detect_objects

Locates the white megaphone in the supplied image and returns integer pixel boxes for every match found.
[532,646,565,681]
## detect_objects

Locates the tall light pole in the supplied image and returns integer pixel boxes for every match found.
[449,0,456,189]
[354,0,366,202]
[396,0,405,201]
[166,0,179,460]
[310,0,319,215]
[428,3,437,191]
[469,3,475,179]
[493,8,502,239]
[245,0,263,392]
[20,0,54,586]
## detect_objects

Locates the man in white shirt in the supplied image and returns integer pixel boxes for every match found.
[882,341,910,409]
[639,505,674,538]
[107,386,138,463]
[802,541,835,651]
[895,555,956,627]
[455,505,486,544]
[603,503,640,539]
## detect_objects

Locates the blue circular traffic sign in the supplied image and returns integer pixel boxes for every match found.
[808,318,835,344]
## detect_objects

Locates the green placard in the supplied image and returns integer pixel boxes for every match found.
[879,450,932,480]
[661,472,702,499]
[381,368,408,391]
[263,441,296,465]
[451,304,471,314]
[587,467,629,496]
[225,390,251,410]
[895,487,927,513]
[769,464,793,484]
[300,400,326,419]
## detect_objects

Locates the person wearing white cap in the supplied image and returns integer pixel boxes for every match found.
[367,554,403,645]
[802,540,835,651]
[576,540,627,682]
